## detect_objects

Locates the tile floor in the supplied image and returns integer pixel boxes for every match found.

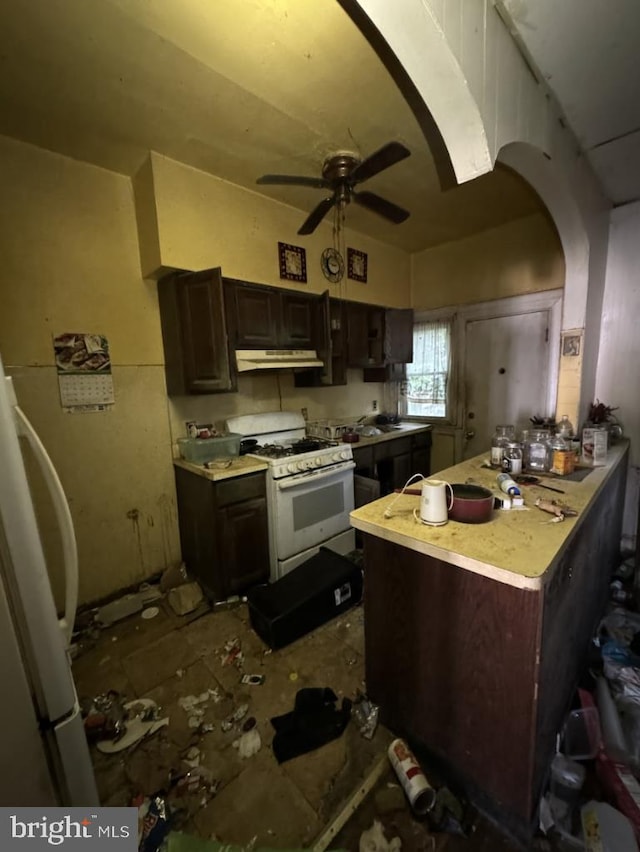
[72,598,557,850]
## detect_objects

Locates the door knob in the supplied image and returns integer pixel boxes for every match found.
[465,430,475,440]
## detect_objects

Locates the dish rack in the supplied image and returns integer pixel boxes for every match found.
[306,418,360,440]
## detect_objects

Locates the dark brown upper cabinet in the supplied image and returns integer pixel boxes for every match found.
[158,267,236,396]
[347,304,413,368]
[223,278,315,350]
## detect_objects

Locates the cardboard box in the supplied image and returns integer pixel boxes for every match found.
[581,427,608,466]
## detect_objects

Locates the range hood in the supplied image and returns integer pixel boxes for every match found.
[235,349,323,373]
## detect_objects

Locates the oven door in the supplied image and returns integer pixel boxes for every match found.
[272,461,355,562]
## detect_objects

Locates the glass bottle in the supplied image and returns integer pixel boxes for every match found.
[491,425,515,469]
[502,442,523,475]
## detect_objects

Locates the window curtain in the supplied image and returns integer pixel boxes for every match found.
[402,319,452,413]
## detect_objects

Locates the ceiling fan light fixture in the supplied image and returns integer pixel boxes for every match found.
[257,141,411,235]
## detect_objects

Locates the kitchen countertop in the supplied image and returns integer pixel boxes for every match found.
[173,455,268,482]
[350,441,629,590]
[347,421,432,448]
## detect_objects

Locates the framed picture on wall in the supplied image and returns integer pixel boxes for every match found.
[278,242,307,283]
[347,247,367,282]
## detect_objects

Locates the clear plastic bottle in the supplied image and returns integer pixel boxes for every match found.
[557,414,575,439]
[491,425,515,469]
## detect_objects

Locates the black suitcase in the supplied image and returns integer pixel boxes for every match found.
[246,547,363,649]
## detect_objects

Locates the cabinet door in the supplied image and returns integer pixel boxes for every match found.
[219,497,270,594]
[158,268,235,395]
[392,452,413,490]
[227,281,280,348]
[384,308,414,364]
[280,292,314,348]
[346,303,371,366]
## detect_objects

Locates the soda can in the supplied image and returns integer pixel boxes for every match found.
[387,738,436,815]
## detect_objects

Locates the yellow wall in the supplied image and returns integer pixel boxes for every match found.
[411,213,565,309]
[0,134,181,608]
[137,153,412,308]
[0,133,569,608]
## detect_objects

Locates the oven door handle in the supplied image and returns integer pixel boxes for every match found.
[276,461,355,490]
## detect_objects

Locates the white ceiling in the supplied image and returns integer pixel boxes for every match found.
[501,0,640,206]
[0,0,544,254]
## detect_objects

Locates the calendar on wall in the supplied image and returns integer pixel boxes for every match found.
[53,333,115,412]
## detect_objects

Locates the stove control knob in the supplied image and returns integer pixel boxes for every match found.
[315,457,322,466]
[288,463,298,473]
[298,461,308,471]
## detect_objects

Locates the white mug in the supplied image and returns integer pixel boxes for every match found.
[417,479,454,526]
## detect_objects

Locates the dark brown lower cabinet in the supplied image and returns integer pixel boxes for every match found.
[362,445,628,841]
[174,467,269,600]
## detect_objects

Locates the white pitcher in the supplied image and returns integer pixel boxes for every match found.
[417,479,454,526]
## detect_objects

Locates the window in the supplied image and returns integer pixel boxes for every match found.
[401,318,452,419]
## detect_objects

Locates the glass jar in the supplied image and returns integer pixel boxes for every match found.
[491,425,515,469]
[526,429,551,472]
[549,435,575,475]
[502,442,523,475]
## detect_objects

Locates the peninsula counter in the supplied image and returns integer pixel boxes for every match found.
[350,443,629,836]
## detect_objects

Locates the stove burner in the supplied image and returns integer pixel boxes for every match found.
[249,436,338,460]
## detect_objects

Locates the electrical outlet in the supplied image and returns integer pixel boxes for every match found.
[372,400,378,411]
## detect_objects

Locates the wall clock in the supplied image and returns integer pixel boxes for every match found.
[320,248,344,283]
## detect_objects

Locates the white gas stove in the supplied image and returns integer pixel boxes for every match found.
[224,412,356,581]
[225,412,353,478]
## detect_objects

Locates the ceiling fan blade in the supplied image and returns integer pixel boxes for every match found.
[298,196,337,235]
[257,174,329,189]
[353,190,410,224]
[351,142,411,184]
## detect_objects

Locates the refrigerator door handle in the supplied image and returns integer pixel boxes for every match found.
[14,404,78,647]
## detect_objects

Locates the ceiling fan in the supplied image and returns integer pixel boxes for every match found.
[256,141,411,235]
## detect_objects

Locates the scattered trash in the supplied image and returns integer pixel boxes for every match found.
[142,606,160,620]
[168,582,204,616]
[178,690,221,730]
[353,691,379,740]
[373,784,406,815]
[233,728,262,759]
[96,698,168,754]
[358,819,401,852]
[535,497,578,522]
[388,738,436,815]
[213,595,247,612]
[221,703,249,732]
[176,669,185,679]
[427,786,470,836]
[242,716,257,732]
[582,800,638,851]
[139,794,172,852]
[96,593,143,627]
[182,746,201,768]
[160,562,189,593]
[221,637,243,668]
[240,674,265,686]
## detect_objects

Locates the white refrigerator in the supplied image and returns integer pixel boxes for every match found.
[0,354,98,806]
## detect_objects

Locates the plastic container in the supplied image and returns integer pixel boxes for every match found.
[550,435,575,475]
[502,442,523,475]
[526,429,551,472]
[557,414,575,439]
[177,433,241,463]
[563,706,601,760]
[549,753,586,833]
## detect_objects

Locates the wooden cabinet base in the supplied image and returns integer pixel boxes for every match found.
[361,448,627,840]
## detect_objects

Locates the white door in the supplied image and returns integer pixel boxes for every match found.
[463,311,550,459]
